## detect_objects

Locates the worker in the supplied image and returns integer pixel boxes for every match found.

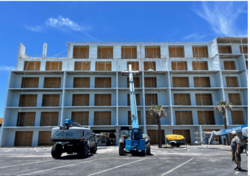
[230,130,241,171]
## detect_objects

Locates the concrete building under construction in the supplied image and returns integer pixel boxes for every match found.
[0,37,248,146]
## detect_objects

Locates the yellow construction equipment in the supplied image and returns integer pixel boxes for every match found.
[166,134,186,148]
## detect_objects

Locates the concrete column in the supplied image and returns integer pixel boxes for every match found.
[116,71,118,125]
[116,127,120,145]
[60,71,67,126]
[18,43,26,58]
[42,43,47,58]
[32,130,39,146]
[199,125,203,143]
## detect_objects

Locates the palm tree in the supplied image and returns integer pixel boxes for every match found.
[214,100,232,145]
[149,105,167,148]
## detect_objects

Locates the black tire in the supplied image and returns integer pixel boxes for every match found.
[176,144,180,147]
[245,143,248,156]
[90,144,97,154]
[141,150,145,156]
[77,142,88,157]
[171,143,175,148]
[119,143,124,156]
[51,143,62,159]
[146,142,151,155]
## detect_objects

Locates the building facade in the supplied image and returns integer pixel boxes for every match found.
[0,37,248,147]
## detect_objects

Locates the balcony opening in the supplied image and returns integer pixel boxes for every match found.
[121,46,137,59]
[40,112,58,126]
[21,77,39,88]
[17,112,35,126]
[73,77,90,88]
[174,94,191,105]
[231,111,244,125]
[144,61,156,71]
[127,77,140,88]
[240,45,248,54]
[175,111,193,125]
[38,131,54,146]
[195,94,212,105]
[95,94,111,106]
[173,130,191,144]
[19,94,37,107]
[72,94,89,106]
[15,131,33,146]
[95,62,111,71]
[127,94,140,106]
[197,111,215,125]
[73,46,89,58]
[172,61,187,70]
[218,46,232,53]
[127,62,139,71]
[192,61,208,70]
[128,111,141,125]
[226,77,239,87]
[193,77,210,87]
[74,62,91,71]
[98,46,113,59]
[146,111,156,125]
[145,46,161,58]
[228,93,241,105]
[71,111,89,125]
[147,130,165,144]
[169,46,184,58]
[45,62,62,71]
[42,94,60,106]
[145,94,158,106]
[144,77,157,88]
[24,61,40,71]
[172,77,189,87]
[224,61,236,70]
[95,77,111,88]
[192,46,208,58]
[94,111,111,125]
[44,77,61,88]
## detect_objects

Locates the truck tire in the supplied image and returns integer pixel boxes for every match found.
[119,143,124,156]
[90,144,97,154]
[146,142,151,155]
[51,143,62,159]
[78,142,88,157]
[141,150,145,156]
[176,144,180,147]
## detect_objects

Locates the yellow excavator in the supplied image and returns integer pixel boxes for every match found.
[166,134,186,148]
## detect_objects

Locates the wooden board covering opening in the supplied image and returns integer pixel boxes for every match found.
[192,46,208,58]
[193,77,210,87]
[44,77,61,88]
[15,131,33,146]
[146,111,156,125]
[40,112,59,126]
[144,62,156,71]
[97,47,113,59]
[172,77,189,87]
[127,62,139,71]
[144,77,157,87]
[19,94,37,107]
[121,46,137,59]
[127,77,140,88]
[45,62,62,71]
[72,94,89,106]
[231,111,244,125]
[95,62,112,71]
[73,77,90,88]
[198,111,215,125]
[21,77,39,88]
[173,130,191,143]
[226,77,239,87]
[224,61,236,70]
[95,78,111,88]
[95,94,111,106]
[218,46,232,53]
[24,61,40,71]
[174,94,191,105]
[74,62,91,71]
[175,111,193,125]
[17,112,35,126]
[145,46,161,58]
[147,130,165,144]
[38,131,54,146]
[171,62,187,70]
[192,61,208,70]
[94,111,111,125]
[73,46,89,58]
[145,94,158,106]
[195,94,212,105]
[169,46,184,58]
[128,111,141,125]
[228,93,241,105]
[71,111,89,125]
[240,46,248,54]
[127,94,140,106]
[42,94,60,106]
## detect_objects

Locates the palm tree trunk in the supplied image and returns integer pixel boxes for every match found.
[157,117,162,148]
[223,112,230,145]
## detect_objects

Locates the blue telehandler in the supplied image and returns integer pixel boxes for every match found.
[119,64,150,156]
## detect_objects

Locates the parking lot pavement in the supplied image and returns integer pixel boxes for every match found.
[0,145,248,176]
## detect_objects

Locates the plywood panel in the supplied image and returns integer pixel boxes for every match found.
[95,78,111,88]
[173,130,191,143]
[146,111,156,125]
[128,111,141,125]
[95,62,112,71]
[195,94,212,105]
[193,46,208,58]
[127,77,140,88]
[193,77,210,87]
[72,94,89,106]
[21,78,39,88]
[192,61,208,70]
[175,111,193,125]
[121,46,137,59]
[228,93,241,105]
[148,130,165,144]
[74,62,91,71]
[144,62,156,71]
[19,94,37,107]
[240,46,248,54]
[42,94,60,106]
[38,131,54,146]
[172,77,189,87]
[169,46,184,58]
[97,47,113,59]
[127,62,139,71]
[145,94,158,106]
[171,62,187,70]
[144,77,157,87]
[44,77,61,88]
[174,94,191,105]
[40,112,59,126]
[73,46,89,58]
[226,77,239,87]
[15,131,33,146]
[71,112,89,125]
[145,46,161,58]
[231,111,244,125]
[94,111,111,125]
[127,94,140,106]
[218,46,232,53]
[224,61,236,70]
[24,61,40,71]
[73,77,90,88]
[17,112,35,126]
[95,94,111,106]
[198,111,215,125]
[45,62,62,71]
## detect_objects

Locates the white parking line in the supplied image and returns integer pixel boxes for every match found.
[161,158,194,176]
[20,159,95,175]
[34,148,38,152]
[5,148,13,152]
[0,159,52,169]
[88,158,146,176]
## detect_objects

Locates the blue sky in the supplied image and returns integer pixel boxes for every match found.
[0,1,248,117]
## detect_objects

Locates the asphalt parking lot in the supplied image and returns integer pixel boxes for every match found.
[0,145,248,176]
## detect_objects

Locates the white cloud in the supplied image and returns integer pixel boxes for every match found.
[0,66,15,72]
[183,33,207,41]
[25,25,43,32]
[192,2,247,36]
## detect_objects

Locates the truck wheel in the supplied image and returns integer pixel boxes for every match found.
[78,142,88,157]
[51,143,62,159]
[90,144,97,154]
[171,143,175,148]
[176,144,180,147]
[119,143,124,156]
[141,150,145,156]
[146,142,151,155]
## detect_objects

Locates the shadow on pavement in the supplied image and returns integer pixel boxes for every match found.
[55,154,94,160]
[120,151,154,157]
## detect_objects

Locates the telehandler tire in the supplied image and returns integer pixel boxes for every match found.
[51,143,62,159]
[90,144,97,154]
[146,142,151,155]
[78,142,88,157]
[119,143,124,156]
